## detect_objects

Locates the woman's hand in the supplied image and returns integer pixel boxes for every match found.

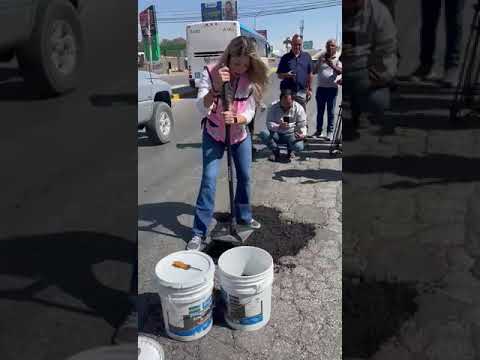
[213,65,230,91]
[222,111,236,125]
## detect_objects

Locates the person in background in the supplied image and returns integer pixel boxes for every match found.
[186,36,269,251]
[408,0,466,87]
[259,89,307,162]
[223,1,235,21]
[342,0,398,136]
[277,34,314,111]
[314,39,342,140]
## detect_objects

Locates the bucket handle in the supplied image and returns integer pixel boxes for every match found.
[255,277,274,293]
[225,283,267,296]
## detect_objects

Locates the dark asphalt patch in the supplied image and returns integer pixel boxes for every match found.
[140,205,316,339]
[137,206,315,337]
[343,276,418,358]
[206,205,316,265]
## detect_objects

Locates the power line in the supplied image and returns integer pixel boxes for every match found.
[152,1,340,23]
[145,1,339,19]
[140,0,338,16]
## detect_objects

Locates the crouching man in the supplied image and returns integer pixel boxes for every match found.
[259,89,307,162]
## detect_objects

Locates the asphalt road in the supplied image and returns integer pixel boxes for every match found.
[0,3,137,360]
[137,74,342,291]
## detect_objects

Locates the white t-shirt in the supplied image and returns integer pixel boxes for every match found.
[317,52,342,88]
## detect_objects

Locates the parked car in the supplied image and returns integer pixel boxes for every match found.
[138,70,174,144]
[0,0,86,95]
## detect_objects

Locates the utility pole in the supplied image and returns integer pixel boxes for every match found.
[283,37,291,52]
[147,8,153,73]
[336,5,339,44]
[300,19,304,39]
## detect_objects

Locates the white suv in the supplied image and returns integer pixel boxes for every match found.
[138,70,174,144]
[0,0,85,95]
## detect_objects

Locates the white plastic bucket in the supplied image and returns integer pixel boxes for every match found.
[138,334,164,360]
[218,246,274,331]
[155,250,215,341]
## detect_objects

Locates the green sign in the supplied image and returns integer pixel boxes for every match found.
[139,5,160,62]
[303,41,313,50]
[143,37,160,62]
[303,41,313,49]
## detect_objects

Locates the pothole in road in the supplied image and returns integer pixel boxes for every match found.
[343,275,418,358]
[206,205,316,268]
[140,206,317,337]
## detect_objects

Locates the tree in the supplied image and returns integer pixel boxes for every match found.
[283,37,291,52]
[160,38,187,57]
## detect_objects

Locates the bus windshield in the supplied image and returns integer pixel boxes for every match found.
[186,21,270,88]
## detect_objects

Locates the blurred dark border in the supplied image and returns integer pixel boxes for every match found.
[0,1,137,359]
[343,0,480,358]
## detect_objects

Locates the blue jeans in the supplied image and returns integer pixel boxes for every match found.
[344,69,392,130]
[316,87,338,134]
[420,0,465,68]
[192,130,252,237]
[258,130,304,153]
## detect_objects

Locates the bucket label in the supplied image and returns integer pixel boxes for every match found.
[167,295,213,337]
[222,290,264,325]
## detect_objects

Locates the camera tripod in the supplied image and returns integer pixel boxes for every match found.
[329,104,342,155]
[450,0,480,123]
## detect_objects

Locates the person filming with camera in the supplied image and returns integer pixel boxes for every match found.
[259,89,307,162]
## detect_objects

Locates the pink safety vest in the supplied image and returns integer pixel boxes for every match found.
[204,64,253,145]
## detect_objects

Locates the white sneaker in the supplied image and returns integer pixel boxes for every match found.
[186,235,204,251]
[326,132,333,141]
[442,67,459,88]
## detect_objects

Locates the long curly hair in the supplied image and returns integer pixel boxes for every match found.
[217,36,269,105]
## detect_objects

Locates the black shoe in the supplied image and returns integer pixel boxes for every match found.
[268,148,280,162]
[408,64,433,82]
[287,150,295,161]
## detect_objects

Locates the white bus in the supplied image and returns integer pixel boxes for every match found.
[186,21,271,88]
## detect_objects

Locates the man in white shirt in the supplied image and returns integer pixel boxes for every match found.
[342,0,398,136]
[314,39,342,139]
[259,89,307,162]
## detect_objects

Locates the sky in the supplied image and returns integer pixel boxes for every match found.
[138,0,341,54]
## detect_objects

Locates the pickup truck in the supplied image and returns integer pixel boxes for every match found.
[0,0,85,94]
[138,70,174,144]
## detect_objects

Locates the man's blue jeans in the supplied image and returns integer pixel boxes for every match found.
[316,87,338,134]
[420,0,465,69]
[192,130,252,238]
[343,69,392,130]
[259,130,305,153]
